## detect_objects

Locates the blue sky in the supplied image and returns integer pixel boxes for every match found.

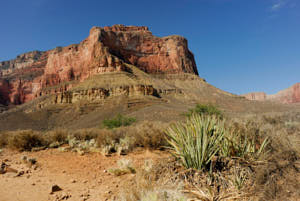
[0,0,299,95]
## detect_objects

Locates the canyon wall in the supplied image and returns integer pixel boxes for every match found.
[242,83,300,104]
[0,25,198,106]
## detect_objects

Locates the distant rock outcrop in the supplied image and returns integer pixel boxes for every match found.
[242,83,300,104]
[0,25,198,106]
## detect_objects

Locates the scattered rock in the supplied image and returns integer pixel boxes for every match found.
[54,192,72,200]
[0,162,6,174]
[32,146,46,152]
[15,171,24,177]
[51,184,63,194]
[70,179,76,183]
[21,155,27,161]
[58,147,71,152]
[28,158,37,165]
[49,141,61,148]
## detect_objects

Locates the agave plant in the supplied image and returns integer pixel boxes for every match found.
[165,115,225,170]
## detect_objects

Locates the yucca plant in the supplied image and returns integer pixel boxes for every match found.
[220,129,269,160]
[165,115,225,170]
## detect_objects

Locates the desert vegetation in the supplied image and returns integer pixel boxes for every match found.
[102,114,136,129]
[185,104,223,119]
[0,108,299,200]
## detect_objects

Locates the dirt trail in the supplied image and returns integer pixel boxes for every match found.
[0,149,169,201]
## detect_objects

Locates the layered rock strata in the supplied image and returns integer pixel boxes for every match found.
[0,25,198,106]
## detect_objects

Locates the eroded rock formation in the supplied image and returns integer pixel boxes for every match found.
[242,83,300,104]
[0,25,198,106]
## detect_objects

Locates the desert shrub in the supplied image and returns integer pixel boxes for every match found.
[96,121,168,154]
[108,158,136,176]
[102,114,136,129]
[165,115,225,170]
[96,129,124,147]
[6,130,46,151]
[72,128,100,140]
[220,124,270,160]
[186,104,223,119]
[166,115,271,170]
[0,132,8,148]
[262,115,282,125]
[119,159,187,201]
[45,129,69,144]
[129,121,168,149]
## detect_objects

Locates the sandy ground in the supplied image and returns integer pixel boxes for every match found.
[0,148,169,201]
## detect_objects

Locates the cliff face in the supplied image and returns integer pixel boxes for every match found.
[0,25,198,106]
[242,92,267,101]
[242,83,300,104]
[268,83,300,104]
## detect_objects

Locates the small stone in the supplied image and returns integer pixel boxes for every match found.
[21,156,27,161]
[28,158,37,165]
[15,171,24,177]
[71,179,76,183]
[105,190,112,194]
[50,184,62,194]
[49,141,60,148]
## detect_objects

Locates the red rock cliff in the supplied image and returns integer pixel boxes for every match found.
[242,83,300,104]
[0,25,199,106]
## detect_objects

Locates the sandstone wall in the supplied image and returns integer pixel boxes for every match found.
[0,25,199,106]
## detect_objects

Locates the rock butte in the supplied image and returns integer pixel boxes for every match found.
[0,25,198,106]
[242,83,300,104]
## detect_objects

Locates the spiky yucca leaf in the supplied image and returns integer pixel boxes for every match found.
[165,115,225,170]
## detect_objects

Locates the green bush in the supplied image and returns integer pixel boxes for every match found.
[186,104,223,118]
[165,115,270,170]
[165,115,225,170]
[102,114,136,129]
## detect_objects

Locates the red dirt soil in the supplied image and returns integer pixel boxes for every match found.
[0,148,170,201]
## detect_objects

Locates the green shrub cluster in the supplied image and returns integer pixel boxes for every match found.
[186,104,223,119]
[102,114,136,129]
[165,115,269,170]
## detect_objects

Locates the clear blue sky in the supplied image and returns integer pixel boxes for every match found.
[0,0,299,95]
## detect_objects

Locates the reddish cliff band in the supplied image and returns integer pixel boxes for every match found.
[243,83,300,104]
[0,25,198,106]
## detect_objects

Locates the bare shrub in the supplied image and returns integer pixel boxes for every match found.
[129,121,168,149]
[45,129,69,144]
[0,132,8,148]
[6,130,46,151]
[72,128,100,141]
